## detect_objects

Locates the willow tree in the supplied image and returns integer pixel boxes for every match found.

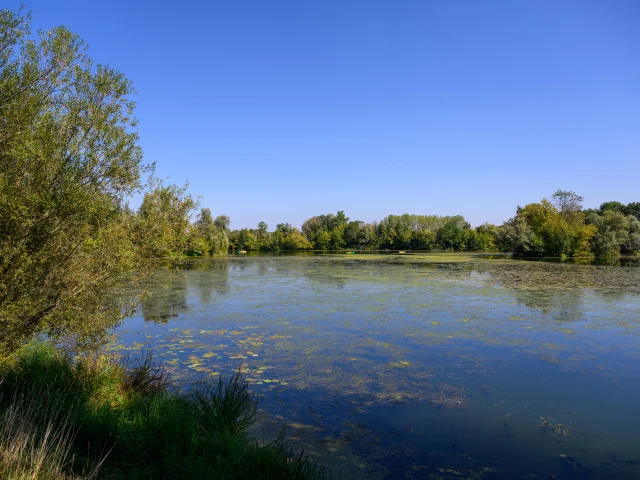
[0,9,150,354]
[191,209,230,255]
[137,181,196,257]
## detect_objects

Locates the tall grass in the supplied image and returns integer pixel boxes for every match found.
[0,343,326,479]
[191,373,257,436]
[0,382,103,480]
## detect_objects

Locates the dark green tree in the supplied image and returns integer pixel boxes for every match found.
[436,216,469,250]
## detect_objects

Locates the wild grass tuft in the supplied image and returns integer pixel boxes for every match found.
[119,349,171,397]
[191,372,257,436]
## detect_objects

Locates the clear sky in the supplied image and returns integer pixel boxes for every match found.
[8,1,640,228]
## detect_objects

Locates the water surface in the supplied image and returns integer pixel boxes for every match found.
[112,254,640,479]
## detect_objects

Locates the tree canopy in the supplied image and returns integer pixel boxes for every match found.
[0,9,148,354]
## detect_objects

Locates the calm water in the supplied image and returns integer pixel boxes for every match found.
[113,254,640,479]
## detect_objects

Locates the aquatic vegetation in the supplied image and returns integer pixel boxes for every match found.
[539,417,572,436]
[388,361,411,369]
[428,384,468,409]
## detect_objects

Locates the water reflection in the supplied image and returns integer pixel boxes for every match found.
[510,289,587,321]
[139,270,189,323]
[516,255,640,267]
[479,254,640,268]
[187,258,230,303]
[140,259,230,322]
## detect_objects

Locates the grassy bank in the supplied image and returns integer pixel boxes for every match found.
[0,344,324,479]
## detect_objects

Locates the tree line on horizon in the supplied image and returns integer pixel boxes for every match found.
[136,185,640,259]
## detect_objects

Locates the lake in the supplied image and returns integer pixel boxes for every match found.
[112,254,640,479]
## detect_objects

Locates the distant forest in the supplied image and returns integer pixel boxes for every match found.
[137,186,640,258]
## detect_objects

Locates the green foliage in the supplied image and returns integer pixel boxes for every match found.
[271,228,313,251]
[315,230,332,250]
[624,216,640,254]
[0,343,325,480]
[587,211,631,256]
[503,196,596,257]
[138,180,197,257]
[592,202,640,254]
[297,212,501,252]
[436,216,470,250]
[0,9,151,355]
[376,214,473,251]
[192,208,230,255]
[599,201,626,214]
[597,200,640,219]
[301,212,351,250]
[410,230,437,250]
[229,229,258,252]
[215,215,232,232]
[474,224,499,251]
[329,227,346,250]
[234,197,640,258]
[462,229,485,251]
[626,203,640,219]
[498,215,536,255]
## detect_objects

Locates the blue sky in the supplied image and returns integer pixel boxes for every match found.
[9,1,640,228]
